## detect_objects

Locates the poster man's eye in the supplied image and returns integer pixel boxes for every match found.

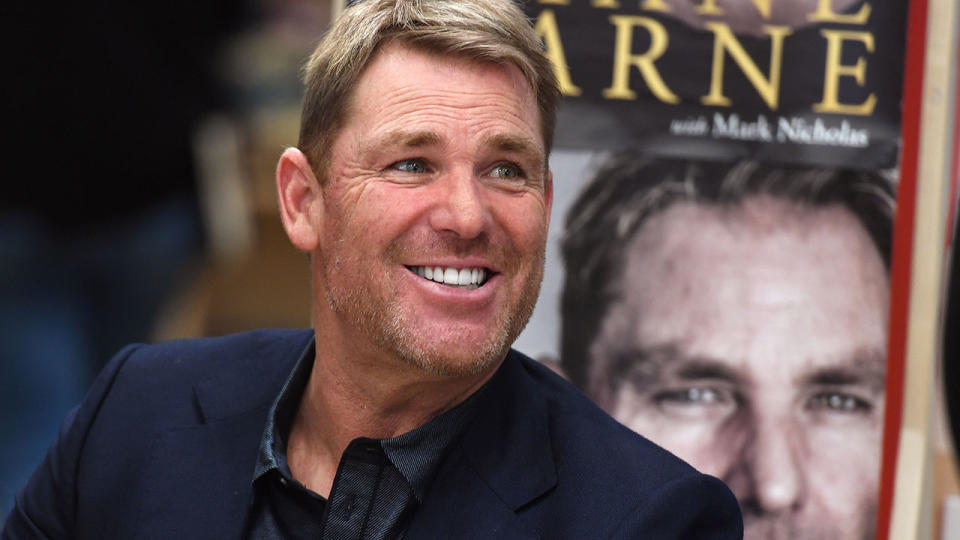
[660,387,723,404]
[652,386,738,420]
[808,392,872,414]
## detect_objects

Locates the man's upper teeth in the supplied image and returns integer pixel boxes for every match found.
[412,266,488,286]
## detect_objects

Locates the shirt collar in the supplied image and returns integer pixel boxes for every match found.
[253,336,315,481]
[252,338,486,501]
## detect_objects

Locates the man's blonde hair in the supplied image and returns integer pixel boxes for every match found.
[298,0,560,180]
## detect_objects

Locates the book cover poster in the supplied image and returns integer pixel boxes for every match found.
[514,1,908,538]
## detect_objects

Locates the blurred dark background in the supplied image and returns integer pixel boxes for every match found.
[1,0,333,517]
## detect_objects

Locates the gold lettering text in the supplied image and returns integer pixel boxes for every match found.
[814,30,876,115]
[603,15,679,103]
[701,22,791,109]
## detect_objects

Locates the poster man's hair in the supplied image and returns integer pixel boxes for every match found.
[559,154,896,392]
[298,0,560,181]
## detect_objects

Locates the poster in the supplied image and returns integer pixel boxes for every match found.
[513,1,911,538]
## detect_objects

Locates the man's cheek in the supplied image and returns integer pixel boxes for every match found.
[803,422,881,483]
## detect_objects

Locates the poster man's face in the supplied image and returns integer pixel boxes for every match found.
[590,196,888,539]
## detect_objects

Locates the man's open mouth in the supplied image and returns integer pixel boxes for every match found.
[406,266,490,290]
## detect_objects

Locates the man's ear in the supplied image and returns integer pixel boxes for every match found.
[276,147,323,251]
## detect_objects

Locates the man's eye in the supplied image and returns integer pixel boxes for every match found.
[657,387,727,405]
[391,158,428,173]
[807,392,872,414]
[491,163,523,180]
[652,386,738,420]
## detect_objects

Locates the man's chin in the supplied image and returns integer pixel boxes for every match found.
[385,288,538,378]
[393,325,514,378]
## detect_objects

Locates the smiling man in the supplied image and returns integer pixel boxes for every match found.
[561,155,894,539]
[3,1,741,539]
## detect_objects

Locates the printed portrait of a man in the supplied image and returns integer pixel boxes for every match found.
[559,155,893,539]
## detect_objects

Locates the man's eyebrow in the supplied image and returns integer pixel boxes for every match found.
[372,129,444,150]
[799,352,886,392]
[484,133,540,154]
[482,133,544,166]
[614,345,744,389]
[673,360,743,383]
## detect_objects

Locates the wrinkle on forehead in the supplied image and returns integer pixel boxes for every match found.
[622,198,888,317]
[593,195,889,388]
[361,90,538,147]
[347,42,539,141]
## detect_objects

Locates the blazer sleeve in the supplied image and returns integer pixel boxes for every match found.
[1,344,142,540]
[611,473,743,540]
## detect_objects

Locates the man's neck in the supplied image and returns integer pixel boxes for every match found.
[286,336,500,498]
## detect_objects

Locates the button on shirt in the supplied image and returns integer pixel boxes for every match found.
[244,341,483,540]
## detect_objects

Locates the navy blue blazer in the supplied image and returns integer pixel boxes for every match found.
[4,329,742,539]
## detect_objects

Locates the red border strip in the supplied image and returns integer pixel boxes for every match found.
[875,0,930,536]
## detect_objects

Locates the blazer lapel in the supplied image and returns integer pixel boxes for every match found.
[133,330,312,540]
[405,445,540,539]
[407,353,557,539]
[132,406,270,540]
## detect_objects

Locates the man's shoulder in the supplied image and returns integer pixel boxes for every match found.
[509,351,743,537]
[426,351,742,538]
[113,328,311,381]
[118,328,312,374]
[508,350,699,483]
[1,330,314,540]
[98,328,312,425]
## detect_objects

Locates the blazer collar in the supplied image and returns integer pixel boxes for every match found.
[134,408,273,540]
[461,351,558,509]
[135,330,315,539]
[192,329,314,423]
[407,351,557,538]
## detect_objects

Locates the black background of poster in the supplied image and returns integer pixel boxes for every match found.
[523,0,908,168]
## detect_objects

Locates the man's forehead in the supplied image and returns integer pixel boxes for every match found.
[591,194,889,387]
[362,44,532,105]
[353,41,537,112]
[337,42,545,163]
[619,197,888,306]
[630,196,866,250]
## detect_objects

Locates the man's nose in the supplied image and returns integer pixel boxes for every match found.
[740,417,805,514]
[427,170,487,239]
